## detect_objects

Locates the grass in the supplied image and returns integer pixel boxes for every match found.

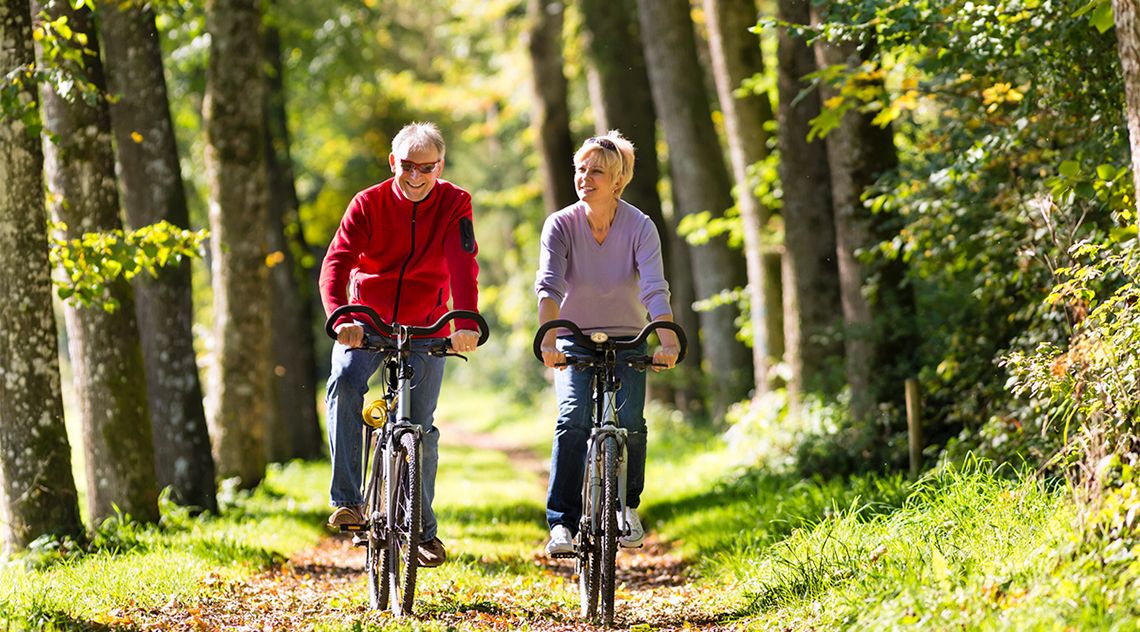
[6,381,1138,630]
[0,460,329,629]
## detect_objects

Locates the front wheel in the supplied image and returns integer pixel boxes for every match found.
[599,435,620,627]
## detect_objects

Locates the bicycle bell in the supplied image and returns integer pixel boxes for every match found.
[590,331,609,344]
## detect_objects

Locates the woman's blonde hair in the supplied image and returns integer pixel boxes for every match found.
[573,130,635,198]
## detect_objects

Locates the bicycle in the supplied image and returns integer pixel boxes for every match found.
[531,319,687,627]
[325,304,489,616]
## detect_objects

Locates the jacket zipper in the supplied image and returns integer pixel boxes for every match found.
[390,201,417,325]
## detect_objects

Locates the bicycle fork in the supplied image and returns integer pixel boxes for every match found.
[587,387,629,536]
[385,340,422,534]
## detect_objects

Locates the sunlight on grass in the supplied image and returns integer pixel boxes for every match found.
[0,461,329,628]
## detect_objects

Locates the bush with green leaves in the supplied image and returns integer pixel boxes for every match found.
[784,0,1129,467]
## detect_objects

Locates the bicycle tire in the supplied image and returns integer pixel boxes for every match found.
[600,435,620,626]
[387,430,422,616]
[368,530,388,610]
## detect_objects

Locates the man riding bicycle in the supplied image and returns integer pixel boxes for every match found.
[319,121,481,568]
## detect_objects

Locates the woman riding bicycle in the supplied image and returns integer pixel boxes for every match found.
[534,130,681,556]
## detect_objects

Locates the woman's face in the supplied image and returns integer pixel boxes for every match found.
[574,156,617,203]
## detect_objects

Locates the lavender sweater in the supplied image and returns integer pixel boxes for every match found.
[535,200,672,336]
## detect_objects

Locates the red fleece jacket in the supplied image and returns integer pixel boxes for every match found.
[319,178,479,336]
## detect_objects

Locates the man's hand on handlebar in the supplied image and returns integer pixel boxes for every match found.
[335,323,364,348]
[450,329,480,354]
[540,332,567,370]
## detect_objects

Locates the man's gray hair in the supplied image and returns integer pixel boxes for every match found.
[392,122,446,159]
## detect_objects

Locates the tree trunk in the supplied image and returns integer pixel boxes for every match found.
[637,0,754,422]
[812,20,916,421]
[0,0,84,553]
[526,0,577,214]
[205,0,270,488]
[34,0,159,524]
[262,16,323,462]
[576,0,703,411]
[100,1,218,512]
[776,0,842,401]
[703,0,784,395]
[1114,0,1140,229]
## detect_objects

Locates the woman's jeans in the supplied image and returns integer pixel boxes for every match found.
[546,337,647,533]
[327,338,445,541]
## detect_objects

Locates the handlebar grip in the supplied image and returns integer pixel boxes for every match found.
[532,319,592,362]
[635,321,688,365]
[325,304,391,340]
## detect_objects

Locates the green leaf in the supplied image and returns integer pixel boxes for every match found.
[1096,164,1117,180]
[931,548,951,582]
[1091,1,1115,33]
[1059,160,1081,178]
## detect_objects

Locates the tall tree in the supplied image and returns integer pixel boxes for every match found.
[703,0,784,395]
[812,17,917,420]
[34,0,159,523]
[0,0,84,553]
[100,0,218,511]
[263,11,322,462]
[577,0,704,410]
[1115,0,1140,228]
[526,0,576,214]
[204,0,270,487]
[637,0,754,421]
[776,0,842,400]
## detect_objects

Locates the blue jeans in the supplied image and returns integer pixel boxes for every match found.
[327,338,445,542]
[546,337,648,533]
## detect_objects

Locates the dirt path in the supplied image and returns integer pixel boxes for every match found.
[125,421,742,631]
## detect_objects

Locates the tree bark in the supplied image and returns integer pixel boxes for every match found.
[576,0,703,411]
[205,0,269,488]
[703,0,784,395]
[1114,0,1140,229]
[813,20,916,421]
[34,0,159,524]
[637,0,754,422]
[526,0,577,215]
[262,16,323,462]
[0,0,84,553]
[776,0,842,401]
[100,0,218,512]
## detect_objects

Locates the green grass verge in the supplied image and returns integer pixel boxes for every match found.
[0,461,328,630]
[8,384,1136,630]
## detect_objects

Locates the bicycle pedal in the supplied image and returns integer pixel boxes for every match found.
[549,551,577,559]
[338,524,365,532]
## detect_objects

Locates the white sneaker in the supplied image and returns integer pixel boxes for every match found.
[619,506,644,548]
[546,524,574,556]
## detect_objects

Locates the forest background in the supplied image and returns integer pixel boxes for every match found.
[4,0,1140,628]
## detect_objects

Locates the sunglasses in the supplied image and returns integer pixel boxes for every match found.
[398,159,440,174]
[588,136,617,151]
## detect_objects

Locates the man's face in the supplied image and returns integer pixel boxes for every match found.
[389,145,443,203]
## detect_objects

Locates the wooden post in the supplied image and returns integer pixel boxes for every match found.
[905,378,922,477]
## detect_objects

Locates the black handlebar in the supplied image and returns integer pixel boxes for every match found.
[325,304,490,347]
[531,319,687,365]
